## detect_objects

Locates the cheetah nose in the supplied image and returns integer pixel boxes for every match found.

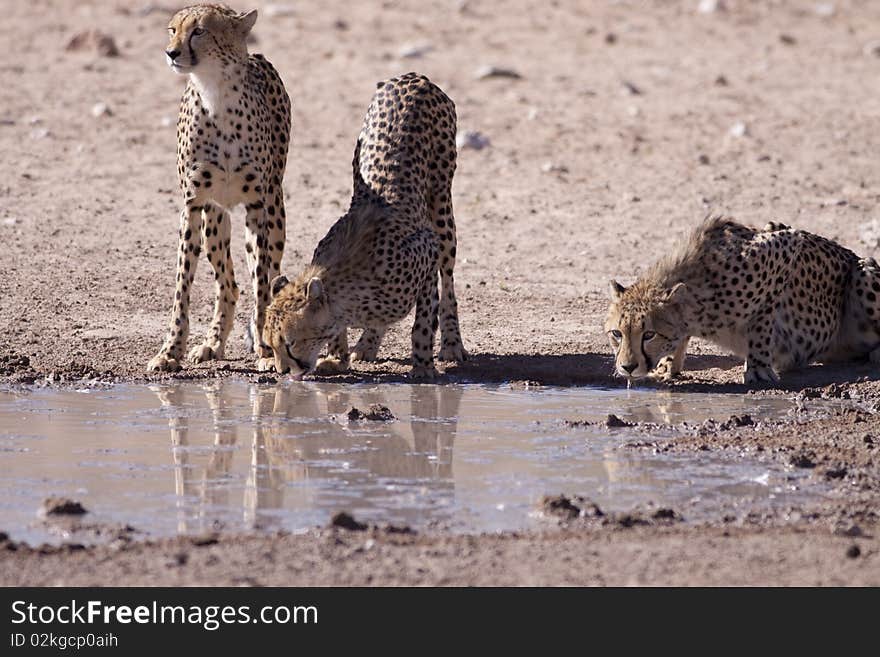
[165,49,181,61]
[621,363,638,374]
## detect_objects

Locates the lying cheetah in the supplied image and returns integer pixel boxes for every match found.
[262,72,467,379]
[147,4,291,373]
[605,216,880,384]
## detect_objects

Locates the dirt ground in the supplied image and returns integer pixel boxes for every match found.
[2,0,880,585]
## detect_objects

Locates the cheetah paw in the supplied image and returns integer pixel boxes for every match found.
[649,358,678,382]
[315,356,350,375]
[409,365,439,381]
[147,352,182,373]
[439,343,469,362]
[255,357,276,372]
[351,347,379,362]
[188,343,224,364]
[743,364,779,385]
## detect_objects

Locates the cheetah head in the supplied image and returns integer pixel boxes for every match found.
[165,5,257,74]
[604,280,689,380]
[263,272,339,379]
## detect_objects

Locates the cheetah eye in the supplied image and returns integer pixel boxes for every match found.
[168,27,175,35]
[192,27,205,36]
[609,330,623,341]
[643,331,656,342]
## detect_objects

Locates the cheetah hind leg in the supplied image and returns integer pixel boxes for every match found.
[850,257,880,364]
[409,277,440,381]
[352,328,386,362]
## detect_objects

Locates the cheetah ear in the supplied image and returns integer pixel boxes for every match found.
[237,9,258,34]
[664,282,689,305]
[306,277,324,303]
[270,275,289,299]
[609,280,626,301]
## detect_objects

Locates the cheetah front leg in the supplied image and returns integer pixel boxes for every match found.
[352,328,386,362]
[189,206,239,364]
[148,206,204,372]
[244,202,274,372]
[316,330,351,375]
[410,273,440,380]
[651,337,690,381]
[743,314,780,385]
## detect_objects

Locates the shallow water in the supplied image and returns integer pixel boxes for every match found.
[0,382,821,544]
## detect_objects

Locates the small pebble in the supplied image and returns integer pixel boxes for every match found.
[65,30,120,57]
[91,102,112,118]
[475,65,523,80]
[264,4,295,17]
[846,544,861,559]
[398,43,433,59]
[698,0,725,13]
[863,40,880,57]
[729,121,748,138]
[456,130,490,151]
[40,497,88,517]
[541,162,569,174]
[621,80,642,96]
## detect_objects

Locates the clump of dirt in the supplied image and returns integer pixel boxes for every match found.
[613,507,682,527]
[796,383,852,401]
[605,414,634,428]
[65,30,120,57]
[330,511,368,531]
[789,451,817,469]
[40,497,88,517]
[540,495,605,520]
[347,404,395,422]
[0,353,29,375]
[823,465,848,480]
[190,532,220,547]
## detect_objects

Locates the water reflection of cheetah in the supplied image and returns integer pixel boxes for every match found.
[151,383,462,531]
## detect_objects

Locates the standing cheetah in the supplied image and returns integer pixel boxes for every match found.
[147,4,291,372]
[262,72,467,379]
[605,216,880,384]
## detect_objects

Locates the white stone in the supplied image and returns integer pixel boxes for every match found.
[264,4,295,17]
[729,121,748,138]
[398,43,433,59]
[91,102,112,118]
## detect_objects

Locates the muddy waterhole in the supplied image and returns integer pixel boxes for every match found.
[0,382,830,544]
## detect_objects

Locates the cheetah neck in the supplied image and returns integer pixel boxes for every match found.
[189,62,247,117]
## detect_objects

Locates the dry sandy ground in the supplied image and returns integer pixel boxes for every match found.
[2,0,880,585]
